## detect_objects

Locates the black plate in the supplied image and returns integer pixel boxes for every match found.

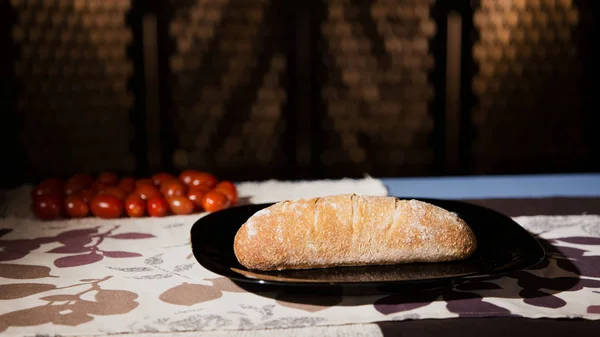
[190,197,545,293]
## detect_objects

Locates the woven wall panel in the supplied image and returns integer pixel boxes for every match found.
[319,0,437,177]
[10,0,135,177]
[471,0,592,173]
[167,0,289,178]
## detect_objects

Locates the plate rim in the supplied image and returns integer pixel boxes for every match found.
[190,197,546,288]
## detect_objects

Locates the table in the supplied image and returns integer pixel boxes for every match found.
[380,173,600,337]
[1,173,600,337]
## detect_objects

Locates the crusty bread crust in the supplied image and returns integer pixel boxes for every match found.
[233,194,477,271]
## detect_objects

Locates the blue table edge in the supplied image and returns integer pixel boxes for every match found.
[380,173,600,199]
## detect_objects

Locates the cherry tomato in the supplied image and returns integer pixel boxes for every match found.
[215,186,238,206]
[147,196,168,217]
[167,196,195,215]
[191,172,218,189]
[152,172,176,186]
[215,180,236,193]
[193,184,212,193]
[118,177,136,194]
[179,170,218,188]
[78,188,95,204]
[64,174,93,195]
[32,178,64,199]
[200,190,230,213]
[178,170,197,185]
[125,194,145,218]
[64,195,89,218]
[97,172,119,186]
[215,181,238,205]
[100,186,127,200]
[90,181,108,195]
[90,195,124,219]
[134,183,160,200]
[160,180,187,197]
[186,187,207,210]
[136,178,153,186]
[32,194,62,220]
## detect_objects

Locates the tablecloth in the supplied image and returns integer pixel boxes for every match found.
[1,178,600,337]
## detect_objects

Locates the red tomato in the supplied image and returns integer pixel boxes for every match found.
[191,172,218,189]
[118,177,136,194]
[160,180,187,197]
[32,194,62,220]
[64,174,93,195]
[136,178,154,187]
[100,186,127,200]
[179,170,218,188]
[152,172,176,186]
[193,184,212,193]
[215,186,238,206]
[200,190,230,213]
[90,195,124,219]
[64,195,89,218]
[134,183,160,200]
[215,180,236,193]
[90,181,108,195]
[32,178,64,199]
[97,172,119,186]
[167,196,195,215]
[215,181,238,205]
[125,194,146,218]
[186,187,206,210]
[147,196,168,217]
[78,188,95,204]
[178,170,197,185]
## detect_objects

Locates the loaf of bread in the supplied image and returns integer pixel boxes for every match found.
[233,194,477,271]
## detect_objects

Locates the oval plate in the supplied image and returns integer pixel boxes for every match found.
[190,197,545,292]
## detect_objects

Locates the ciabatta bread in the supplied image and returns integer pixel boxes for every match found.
[233,194,477,271]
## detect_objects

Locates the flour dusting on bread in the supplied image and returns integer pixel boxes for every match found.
[233,194,477,271]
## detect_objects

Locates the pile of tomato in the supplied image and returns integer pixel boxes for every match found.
[30,170,238,220]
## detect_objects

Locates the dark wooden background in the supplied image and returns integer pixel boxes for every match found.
[0,0,598,187]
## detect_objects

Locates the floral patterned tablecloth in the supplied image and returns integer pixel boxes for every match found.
[1,178,600,337]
